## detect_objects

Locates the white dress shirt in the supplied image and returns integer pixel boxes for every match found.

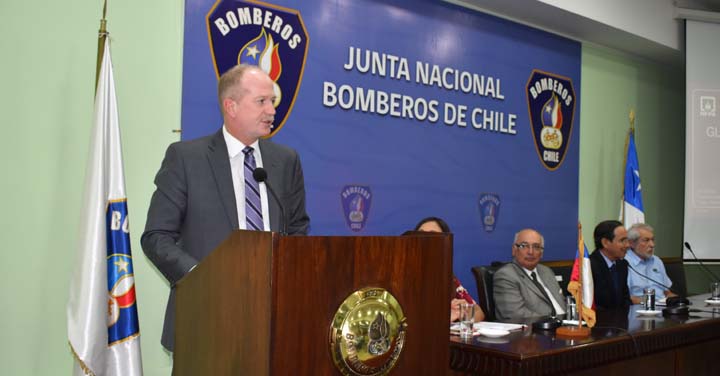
[223,126,270,231]
[521,266,566,315]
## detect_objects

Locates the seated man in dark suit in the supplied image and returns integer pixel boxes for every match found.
[494,229,566,320]
[590,220,631,309]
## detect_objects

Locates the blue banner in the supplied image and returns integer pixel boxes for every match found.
[106,200,139,344]
[624,132,644,211]
[182,0,581,300]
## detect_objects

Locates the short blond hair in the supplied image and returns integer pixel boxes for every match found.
[217,64,263,112]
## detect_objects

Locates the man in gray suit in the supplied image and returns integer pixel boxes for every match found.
[494,229,566,320]
[141,64,310,351]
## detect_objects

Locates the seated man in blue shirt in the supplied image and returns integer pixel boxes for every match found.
[625,223,677,303]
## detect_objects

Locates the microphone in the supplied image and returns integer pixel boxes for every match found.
[625,262,691,314]
[252,167,287,236]
[626,262,677,296]
[683,242,720,282]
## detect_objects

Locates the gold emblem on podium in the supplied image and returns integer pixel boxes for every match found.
[329,287,407,375]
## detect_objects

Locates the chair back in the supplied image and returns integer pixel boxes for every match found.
[471,264,503,321]
[541,260,574,296]
[473,260,577,321]
[662,257,688,297]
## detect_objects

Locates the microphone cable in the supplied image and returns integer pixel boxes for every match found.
[626,262,678,296]
[253,167,288,236]
[683,242,720,282]
[689,308,720,314]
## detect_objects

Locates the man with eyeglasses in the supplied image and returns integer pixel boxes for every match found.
[590,220,632,309]
[625,223,677,304]
[494,229,566,320]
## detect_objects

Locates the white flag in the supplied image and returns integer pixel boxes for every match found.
[67,40,143,376]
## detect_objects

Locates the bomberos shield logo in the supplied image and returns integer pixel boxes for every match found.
[207,0,309,136]
[341,185,372,232]
[526,70,576,170]
[106,200,140,345]
[478,193,500,232]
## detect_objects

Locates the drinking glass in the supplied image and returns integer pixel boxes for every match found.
[459,303,475,339]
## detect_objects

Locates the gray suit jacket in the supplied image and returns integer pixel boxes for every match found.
[141,130,310,350]
[493,261,566,320]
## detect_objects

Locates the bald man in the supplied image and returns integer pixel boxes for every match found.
[494,229,566,320]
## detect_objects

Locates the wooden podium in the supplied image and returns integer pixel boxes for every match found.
[173,230,452,375]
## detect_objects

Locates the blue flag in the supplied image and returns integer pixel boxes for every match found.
[622,131,645,226]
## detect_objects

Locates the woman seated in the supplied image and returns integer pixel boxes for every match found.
[413,217,485,323]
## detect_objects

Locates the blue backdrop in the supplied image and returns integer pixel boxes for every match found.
[181,0,581,300]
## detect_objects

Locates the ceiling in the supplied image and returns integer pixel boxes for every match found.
[445,0,720,66]
[676,0,720,12]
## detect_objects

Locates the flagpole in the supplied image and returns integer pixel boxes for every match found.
[576,222,584,329]
[69,5,144,373]
[95,0,108,90]
[69,5,110,375]
[557,222,591,338]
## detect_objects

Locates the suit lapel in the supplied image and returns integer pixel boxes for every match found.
[593,251,613,288]
[538,267,563,304]
[207,130,239,230]
[258,139,280,232]
[512,262,551,304]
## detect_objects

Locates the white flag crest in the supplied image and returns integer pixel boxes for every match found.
[67,40,143,376]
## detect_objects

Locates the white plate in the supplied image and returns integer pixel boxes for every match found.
[477,328,510,338]
[450,323,477,336]
[636,309,662,316]
[477,336,511,344]
[474,322,525,332]
[561,320,587,326]
[705,299,720,305]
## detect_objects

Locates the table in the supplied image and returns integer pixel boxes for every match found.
[449,294,720,375]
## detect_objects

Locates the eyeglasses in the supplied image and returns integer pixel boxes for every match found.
[515,242,544,252]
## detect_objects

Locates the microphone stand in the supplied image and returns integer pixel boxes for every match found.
[626,262,679,297]
[253,168,288,236]
[684,242,720,283]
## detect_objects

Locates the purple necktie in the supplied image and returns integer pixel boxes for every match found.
[242,146,263,230]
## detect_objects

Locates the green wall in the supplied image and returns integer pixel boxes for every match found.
[2,1,182,375]
[578,46,685,254]
[1,1,699,375]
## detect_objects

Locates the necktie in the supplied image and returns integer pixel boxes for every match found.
[531,271,556,316]
[242,146,263,231]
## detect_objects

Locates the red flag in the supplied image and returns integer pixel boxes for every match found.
[567,230,596,327]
